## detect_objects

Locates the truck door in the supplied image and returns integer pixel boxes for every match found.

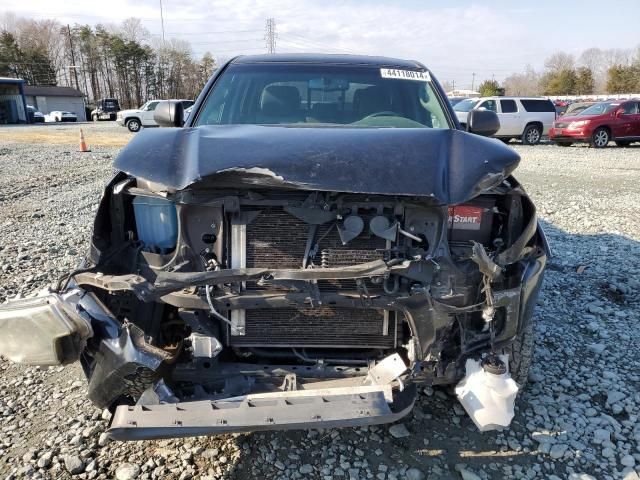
[142,101,160,126]
[498,99,520,136]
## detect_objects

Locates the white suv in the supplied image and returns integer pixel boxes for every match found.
[117,99,194,132]
[454,97,556,145]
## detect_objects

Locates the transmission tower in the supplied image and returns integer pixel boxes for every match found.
[265,18,277,53]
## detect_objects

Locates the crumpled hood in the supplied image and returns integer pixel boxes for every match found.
[113,124,520,204]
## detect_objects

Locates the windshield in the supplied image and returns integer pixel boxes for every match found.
[195,63,450,129]
[579,102,618,116]
[453,98,479,112]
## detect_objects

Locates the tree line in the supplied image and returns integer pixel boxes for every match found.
[499,47,640,97]
[0,14,218,108]
[453,46,640,97]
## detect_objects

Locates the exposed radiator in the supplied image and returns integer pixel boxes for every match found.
[230,307,399,349]
[245,208,386,292]
[230,207,398,348]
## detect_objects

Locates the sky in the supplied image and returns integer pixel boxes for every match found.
[1,0,639,89]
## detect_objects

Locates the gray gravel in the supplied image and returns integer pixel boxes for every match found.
[1,130,639,479]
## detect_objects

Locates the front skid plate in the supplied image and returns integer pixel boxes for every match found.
[107,385,416,441]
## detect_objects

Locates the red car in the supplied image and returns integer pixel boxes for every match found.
[549,99,640,148]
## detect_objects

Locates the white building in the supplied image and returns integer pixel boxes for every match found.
[446,89,481,98]
[23,86,86,121]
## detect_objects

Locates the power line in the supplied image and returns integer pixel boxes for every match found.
[265,18,276,54]
[159,0,165,43]
[165,29,262,36]
[188,38,264,46]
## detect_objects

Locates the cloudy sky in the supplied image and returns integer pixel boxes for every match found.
[2,0,639,88]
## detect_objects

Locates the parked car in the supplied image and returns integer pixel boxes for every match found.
[454,97,556,145]
[117,99,194,132]
[26,105,45,123]
[91,98,120,121]
[560,101,596,117]
[549,100,640,148]
[0,54,548,440]
[46,111,77,122]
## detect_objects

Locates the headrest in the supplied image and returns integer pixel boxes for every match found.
[353,86,392,117]
[260,85,301,116]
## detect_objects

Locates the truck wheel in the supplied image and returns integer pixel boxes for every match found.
[521,125,542,145]
[126,119,141,132]
[504,317,535,388]
[590,127,609,148]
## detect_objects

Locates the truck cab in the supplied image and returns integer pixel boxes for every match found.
[91,98,120,121]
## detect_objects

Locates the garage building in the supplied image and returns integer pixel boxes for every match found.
[23,85,86,122]
[0,77,28,124]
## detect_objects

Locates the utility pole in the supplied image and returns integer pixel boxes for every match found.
[159,0,166,43]
[265,18,276,54]
[66,25,80,91]
[451,79,455,92]
[471,72,476,91]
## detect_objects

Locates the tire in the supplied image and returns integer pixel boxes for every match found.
[504,317,535,388]
[521,124,542,145]
[615,141,631,147]
[556,141,573,147]
[126,118,141,132]
[590,127,609,148]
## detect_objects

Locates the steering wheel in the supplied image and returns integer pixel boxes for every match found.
[361,111,403,118]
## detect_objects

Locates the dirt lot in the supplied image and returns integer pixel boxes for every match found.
[1,123,639,480]
[0,122,133,147]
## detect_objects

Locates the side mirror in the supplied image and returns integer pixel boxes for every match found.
[153,100,184,127]
[467,109,500,137]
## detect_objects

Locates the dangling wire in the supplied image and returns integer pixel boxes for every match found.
[205,284,233,327]
[481,275,497,354]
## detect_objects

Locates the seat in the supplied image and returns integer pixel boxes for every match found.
[257,85,302,124]
[353,86,392,119]
[310,102,341,123]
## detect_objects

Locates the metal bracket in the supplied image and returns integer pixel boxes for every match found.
[363,353,408,386]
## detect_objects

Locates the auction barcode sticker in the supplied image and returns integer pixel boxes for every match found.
[380,68,431,82]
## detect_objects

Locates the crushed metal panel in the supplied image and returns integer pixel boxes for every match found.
[113,125,520,203]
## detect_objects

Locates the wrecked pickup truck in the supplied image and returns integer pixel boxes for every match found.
[0,54,548,440]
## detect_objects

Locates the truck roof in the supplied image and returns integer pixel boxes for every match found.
[232,53,425,70]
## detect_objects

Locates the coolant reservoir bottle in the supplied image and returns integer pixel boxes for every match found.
[455,354,519,432]
[132,196,178,251]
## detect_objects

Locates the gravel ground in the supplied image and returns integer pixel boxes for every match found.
[1,127,639,480]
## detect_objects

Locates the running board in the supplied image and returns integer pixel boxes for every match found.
[107,384,415,441]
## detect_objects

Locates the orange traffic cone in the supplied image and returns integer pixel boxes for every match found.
[79,128,90,152]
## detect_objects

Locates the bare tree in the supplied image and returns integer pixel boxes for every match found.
[544,51,575,72]
[503,64,540,96]
[120,17,149,43]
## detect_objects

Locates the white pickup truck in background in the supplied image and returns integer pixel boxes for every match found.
[117,99,194,132]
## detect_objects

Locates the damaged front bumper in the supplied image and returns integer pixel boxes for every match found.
[108,383,416,441]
